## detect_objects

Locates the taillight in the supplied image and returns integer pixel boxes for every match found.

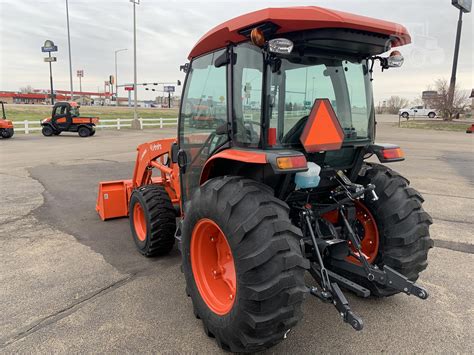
[276,155,307,169]
[381,147,404,160]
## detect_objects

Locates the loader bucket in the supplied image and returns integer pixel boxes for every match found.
[96,180,133,220]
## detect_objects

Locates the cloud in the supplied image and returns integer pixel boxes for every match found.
[0,0,472,102]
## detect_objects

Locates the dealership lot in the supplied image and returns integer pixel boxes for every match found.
[0,121,472,353]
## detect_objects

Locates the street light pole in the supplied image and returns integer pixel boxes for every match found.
[115,48,128,104]
[130,0,140,129]
[65,0,74,100]
[448,8,463,107]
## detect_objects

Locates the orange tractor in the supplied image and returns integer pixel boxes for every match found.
[97,7,432,352]
[0,101,14,139]
[41,101,99,137]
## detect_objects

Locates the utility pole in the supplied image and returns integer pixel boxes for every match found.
[130,0,140,129]
[115,48,128,103]
[65,0,74,100]
[448,0,472,108]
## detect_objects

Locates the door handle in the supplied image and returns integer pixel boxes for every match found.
[177,149,187,174]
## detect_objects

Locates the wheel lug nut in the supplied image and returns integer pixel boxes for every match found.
[229,294,234,300]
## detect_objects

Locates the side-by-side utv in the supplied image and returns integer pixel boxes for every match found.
[0,101,14,139]
[41,101,99,137]
[96,6,432,352]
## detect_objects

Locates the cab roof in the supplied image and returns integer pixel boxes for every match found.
[188,6,411,59]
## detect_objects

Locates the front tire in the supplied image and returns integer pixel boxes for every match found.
[401,112,409,119]
[182,176,308,352]
[129,185,176,256]
[428,112,436,119]
[42,125,54,136]
[346,164,433,297]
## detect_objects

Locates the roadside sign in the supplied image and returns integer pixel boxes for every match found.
[164,85,175,93]
[124,86,134,91]
[44,57,57,63]
[452,0,472,12]
[77,70,84,77]
[41,45,58,53]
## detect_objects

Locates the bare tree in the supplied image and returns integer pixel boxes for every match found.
[431,79,469,120]
[385,96,410,115]
[19,85,34,93]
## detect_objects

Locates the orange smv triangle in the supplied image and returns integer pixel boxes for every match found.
[300,99,344,153]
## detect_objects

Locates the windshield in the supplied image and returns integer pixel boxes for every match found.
[268,57,374,146]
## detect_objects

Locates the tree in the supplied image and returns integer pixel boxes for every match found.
[430,79,469,120]
[19,85,34,93]
[385,96,409,115]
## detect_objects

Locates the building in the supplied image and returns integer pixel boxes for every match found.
[0,90,112,105]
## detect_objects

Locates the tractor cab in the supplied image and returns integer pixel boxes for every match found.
[178,7,408,201]
[0,101,14,138]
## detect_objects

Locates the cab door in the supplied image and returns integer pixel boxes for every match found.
[178,49,228,204]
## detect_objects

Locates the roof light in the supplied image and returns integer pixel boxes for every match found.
[387,50,404,68]
[276,155,307,170]
[250,28,265,47]
[268,38,294,54]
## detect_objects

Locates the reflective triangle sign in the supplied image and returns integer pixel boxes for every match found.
[300,99,344,153]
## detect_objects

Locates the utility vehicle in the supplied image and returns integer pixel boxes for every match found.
[41,101,99,137]
[96,6,432,352]
[0,101,14,139]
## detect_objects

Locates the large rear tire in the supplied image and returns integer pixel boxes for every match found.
[337,164,433,297]
[182,176,308,352]
[129,185,177,256]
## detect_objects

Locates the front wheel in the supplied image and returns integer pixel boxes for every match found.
[129,185,176,256]
[42,125,54,136]
[428,112,436,119]
[401,112,409,119]
[182,176,308,352]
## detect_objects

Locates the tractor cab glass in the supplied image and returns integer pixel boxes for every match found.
[232,42,374,150]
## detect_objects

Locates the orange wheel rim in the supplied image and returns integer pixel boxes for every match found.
[133,203,147,242]
[191,218,236,315]
[348,201,379,263]
[322,202,379,264]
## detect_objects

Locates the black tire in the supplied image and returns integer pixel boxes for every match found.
[42,125,54,137]
[337,163,433,297]
[182,176,309,352]
[129,185,176,256]
[53,131,61,135]
[78,126,91,137]
[1,128,13,138]
[401,112,409,119]
[89,129,96,136]
[428,112,436,119]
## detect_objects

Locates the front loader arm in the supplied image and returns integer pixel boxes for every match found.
[132,138,180,203]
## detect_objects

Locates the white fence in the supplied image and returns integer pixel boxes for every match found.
[13,117,179,134]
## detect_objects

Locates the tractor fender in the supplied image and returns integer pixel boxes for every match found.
[200,148,307,184]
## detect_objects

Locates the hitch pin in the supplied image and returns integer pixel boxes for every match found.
[367,184,378,201]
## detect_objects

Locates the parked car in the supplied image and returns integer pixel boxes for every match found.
[399,106,437,119]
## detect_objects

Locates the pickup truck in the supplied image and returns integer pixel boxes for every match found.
[399,106,437,119]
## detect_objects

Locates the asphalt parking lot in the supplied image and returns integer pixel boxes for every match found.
[0,120,473,353]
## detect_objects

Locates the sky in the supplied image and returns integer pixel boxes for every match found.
[0,0,472,103]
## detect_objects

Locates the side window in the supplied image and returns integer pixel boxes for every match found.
[179,50,227,201]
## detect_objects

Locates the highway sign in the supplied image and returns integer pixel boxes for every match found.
[41,45,58,53]
[44,57,57,63]
[77,70,84,77]
[164,85,175,93]
[125,86,134,91]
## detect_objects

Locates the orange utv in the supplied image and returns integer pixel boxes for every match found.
[0,101,14,139]
[96,6,433,352]
[41,101,98,137]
